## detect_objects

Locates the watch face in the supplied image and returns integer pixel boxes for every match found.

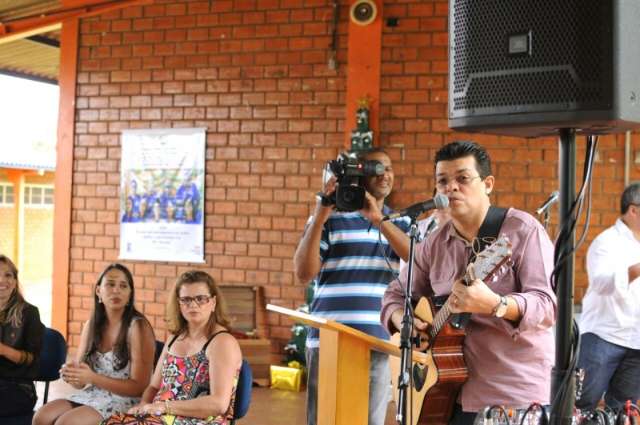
[495,297,508,317]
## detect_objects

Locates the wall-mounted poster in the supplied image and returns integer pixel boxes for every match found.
[119,128,205,263]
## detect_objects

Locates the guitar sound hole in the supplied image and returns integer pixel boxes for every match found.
[412,363,428,391]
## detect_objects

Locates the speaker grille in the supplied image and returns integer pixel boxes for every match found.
[450,0,613,115]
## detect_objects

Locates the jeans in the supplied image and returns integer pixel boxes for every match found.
[306,347,390,425]
[576,333,640,410]
[449,404,478,425]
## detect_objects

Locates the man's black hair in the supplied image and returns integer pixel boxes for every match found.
[434,141,492,178]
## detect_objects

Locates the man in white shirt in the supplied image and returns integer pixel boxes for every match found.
[577,182,640,411]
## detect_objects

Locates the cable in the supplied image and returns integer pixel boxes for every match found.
[485,405,509,425]
[551,135,598,285]
[520,403,549,425]
[549,135,598,422]
[549,319,581,418]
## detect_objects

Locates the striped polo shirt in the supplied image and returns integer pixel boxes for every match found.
[306,207,411,348]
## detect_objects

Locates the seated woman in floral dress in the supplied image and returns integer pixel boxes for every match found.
[33,263,156,425]
[103,270,242,425]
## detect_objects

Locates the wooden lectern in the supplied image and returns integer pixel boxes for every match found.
[267,304,429,425]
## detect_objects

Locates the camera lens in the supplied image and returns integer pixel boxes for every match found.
[343,191,355,202]
[362,160,385,176]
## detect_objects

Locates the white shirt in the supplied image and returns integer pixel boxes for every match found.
[580,218,640,348]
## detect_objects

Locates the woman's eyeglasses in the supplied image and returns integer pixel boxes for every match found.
[178,295,212,306]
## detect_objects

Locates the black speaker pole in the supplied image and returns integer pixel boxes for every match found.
[550,128,576,425]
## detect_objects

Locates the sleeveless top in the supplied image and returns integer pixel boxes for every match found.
[151,331,239,425]
[68,350,140,418]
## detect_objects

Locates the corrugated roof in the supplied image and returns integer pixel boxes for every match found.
[0,139,56,171]
[0,1,60,83]
[0,33,59,83]
[0,160,55,171]
[0,0,61,22]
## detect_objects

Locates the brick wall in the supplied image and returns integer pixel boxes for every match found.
[68,0,640,352]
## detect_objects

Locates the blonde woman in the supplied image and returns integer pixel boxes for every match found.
[33,263,156,425]
[103,270,242,425]
[0,254,44,419]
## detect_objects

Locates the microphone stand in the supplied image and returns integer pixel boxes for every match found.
[542,208,551,231]
[396,213,421,425]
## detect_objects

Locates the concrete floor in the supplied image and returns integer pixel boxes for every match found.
[37,379,397,424]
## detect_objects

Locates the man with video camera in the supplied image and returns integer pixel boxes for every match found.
[294,148,411,425]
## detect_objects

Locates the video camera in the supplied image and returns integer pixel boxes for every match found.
[322,151,385,211]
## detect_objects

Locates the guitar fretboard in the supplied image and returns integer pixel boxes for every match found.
[429,298,452,339]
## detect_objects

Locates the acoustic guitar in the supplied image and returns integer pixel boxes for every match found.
[390,236,512,425]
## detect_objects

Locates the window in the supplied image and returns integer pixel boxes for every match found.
[25,185,54,207]
[0,184,13,205]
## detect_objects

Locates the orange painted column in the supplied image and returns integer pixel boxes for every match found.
[344,0,383,148]
[51,17,78,336]
[6,170,25,269]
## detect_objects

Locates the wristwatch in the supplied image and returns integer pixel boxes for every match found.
[492,295,508,318]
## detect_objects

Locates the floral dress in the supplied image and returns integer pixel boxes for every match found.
[68,350,140,418]
[102,331,238,425]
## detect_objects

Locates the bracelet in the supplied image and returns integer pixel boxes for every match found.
[165,399,172,415]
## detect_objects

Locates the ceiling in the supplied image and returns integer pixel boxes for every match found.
[0,0,61,21]
[0,1,63,84]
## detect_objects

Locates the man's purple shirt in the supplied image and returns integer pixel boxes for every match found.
[381,208,557,411]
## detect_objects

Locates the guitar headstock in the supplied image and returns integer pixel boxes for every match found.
[468,235,512,283]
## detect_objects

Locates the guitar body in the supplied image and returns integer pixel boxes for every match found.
[390,297,468,425]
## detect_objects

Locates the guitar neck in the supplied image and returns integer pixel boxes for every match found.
[430,294,454,339]
[430,271,484,338]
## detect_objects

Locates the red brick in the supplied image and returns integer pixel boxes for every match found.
[62,1,613,355]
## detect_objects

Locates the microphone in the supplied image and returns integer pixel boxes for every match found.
[383,193,449,221]
[536,190,559,215]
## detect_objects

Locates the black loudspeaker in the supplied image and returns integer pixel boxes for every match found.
[448,0,640,137]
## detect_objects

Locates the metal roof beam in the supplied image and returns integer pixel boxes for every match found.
[0,68,58,85]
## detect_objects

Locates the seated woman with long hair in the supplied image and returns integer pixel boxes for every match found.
[33,263,156,425]
[0,254,44,419]
[102,270,242,425]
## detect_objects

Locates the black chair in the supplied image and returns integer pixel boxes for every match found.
[154,339,164,367]
[5,327,67,425]
[38,327,67,404]
[231,359,253,424]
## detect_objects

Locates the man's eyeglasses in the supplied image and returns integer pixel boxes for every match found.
[178,295,212,306]
[436,175,482,189]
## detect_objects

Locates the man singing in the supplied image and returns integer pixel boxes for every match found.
[382,141,556,425]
